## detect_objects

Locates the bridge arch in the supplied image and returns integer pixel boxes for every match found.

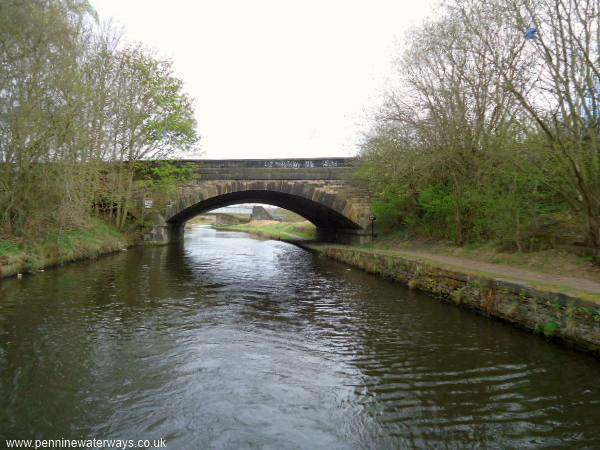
[168,190,362,230]
[165,181,367,243]
[139,158,373,245]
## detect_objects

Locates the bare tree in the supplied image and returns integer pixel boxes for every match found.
[454,0,600,255]
[368,11,522,243]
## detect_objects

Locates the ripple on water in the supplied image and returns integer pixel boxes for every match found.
[0,226,599,449]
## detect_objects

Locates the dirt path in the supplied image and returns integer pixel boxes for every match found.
[320,244,600,298]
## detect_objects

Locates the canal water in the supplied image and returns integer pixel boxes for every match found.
[1,226,600,449]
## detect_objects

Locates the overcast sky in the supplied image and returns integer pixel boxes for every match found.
[92,0,435,159]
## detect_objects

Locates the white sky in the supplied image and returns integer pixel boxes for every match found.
[92,0,435,159]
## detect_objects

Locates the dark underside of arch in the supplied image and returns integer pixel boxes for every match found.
[167,190,361,230]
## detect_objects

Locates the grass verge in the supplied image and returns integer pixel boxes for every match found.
[0,219,129,279]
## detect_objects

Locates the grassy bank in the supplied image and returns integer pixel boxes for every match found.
[0,219,129,279]
[215,220,316,241]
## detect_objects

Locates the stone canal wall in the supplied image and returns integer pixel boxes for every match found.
[310,245,600,356]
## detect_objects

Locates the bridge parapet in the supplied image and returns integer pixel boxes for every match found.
[184,157,354,169]
[169,157,355,180]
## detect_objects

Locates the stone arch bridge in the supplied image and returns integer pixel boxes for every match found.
[141,157,373,244]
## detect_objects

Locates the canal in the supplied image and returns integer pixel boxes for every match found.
[1,226,600,448]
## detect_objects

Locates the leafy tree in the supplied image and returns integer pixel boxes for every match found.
[0,1,199,239]
[102,47,198,228]
[0,0,96,235]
